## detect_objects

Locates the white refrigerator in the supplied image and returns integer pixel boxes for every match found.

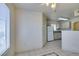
[48,26,54,41]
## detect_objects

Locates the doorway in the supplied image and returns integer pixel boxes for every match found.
[73,21,79,31]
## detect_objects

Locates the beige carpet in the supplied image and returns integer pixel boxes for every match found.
[15,40,79,56]
[42,52,59,56]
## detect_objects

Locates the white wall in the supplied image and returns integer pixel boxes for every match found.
[48,20,58,25]
[42,14,47,46]
[70,17,79,22]
[15,9,44,53]
[62,31,79,53]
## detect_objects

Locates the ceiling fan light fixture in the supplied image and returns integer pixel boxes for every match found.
[40,2,56,10]
[51,3,56,9]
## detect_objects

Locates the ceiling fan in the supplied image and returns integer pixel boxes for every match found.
[41,3,56,11]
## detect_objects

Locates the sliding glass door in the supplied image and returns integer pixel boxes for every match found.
[0,17,6,55]
[0,3,10,55]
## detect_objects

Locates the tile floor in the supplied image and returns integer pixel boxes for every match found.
[15,40,79,56]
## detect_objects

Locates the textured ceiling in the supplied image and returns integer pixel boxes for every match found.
[14,3,79,21]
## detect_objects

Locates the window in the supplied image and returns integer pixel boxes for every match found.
[0,4,10,55]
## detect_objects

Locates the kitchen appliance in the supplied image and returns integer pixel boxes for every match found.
[48,26,54,41]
